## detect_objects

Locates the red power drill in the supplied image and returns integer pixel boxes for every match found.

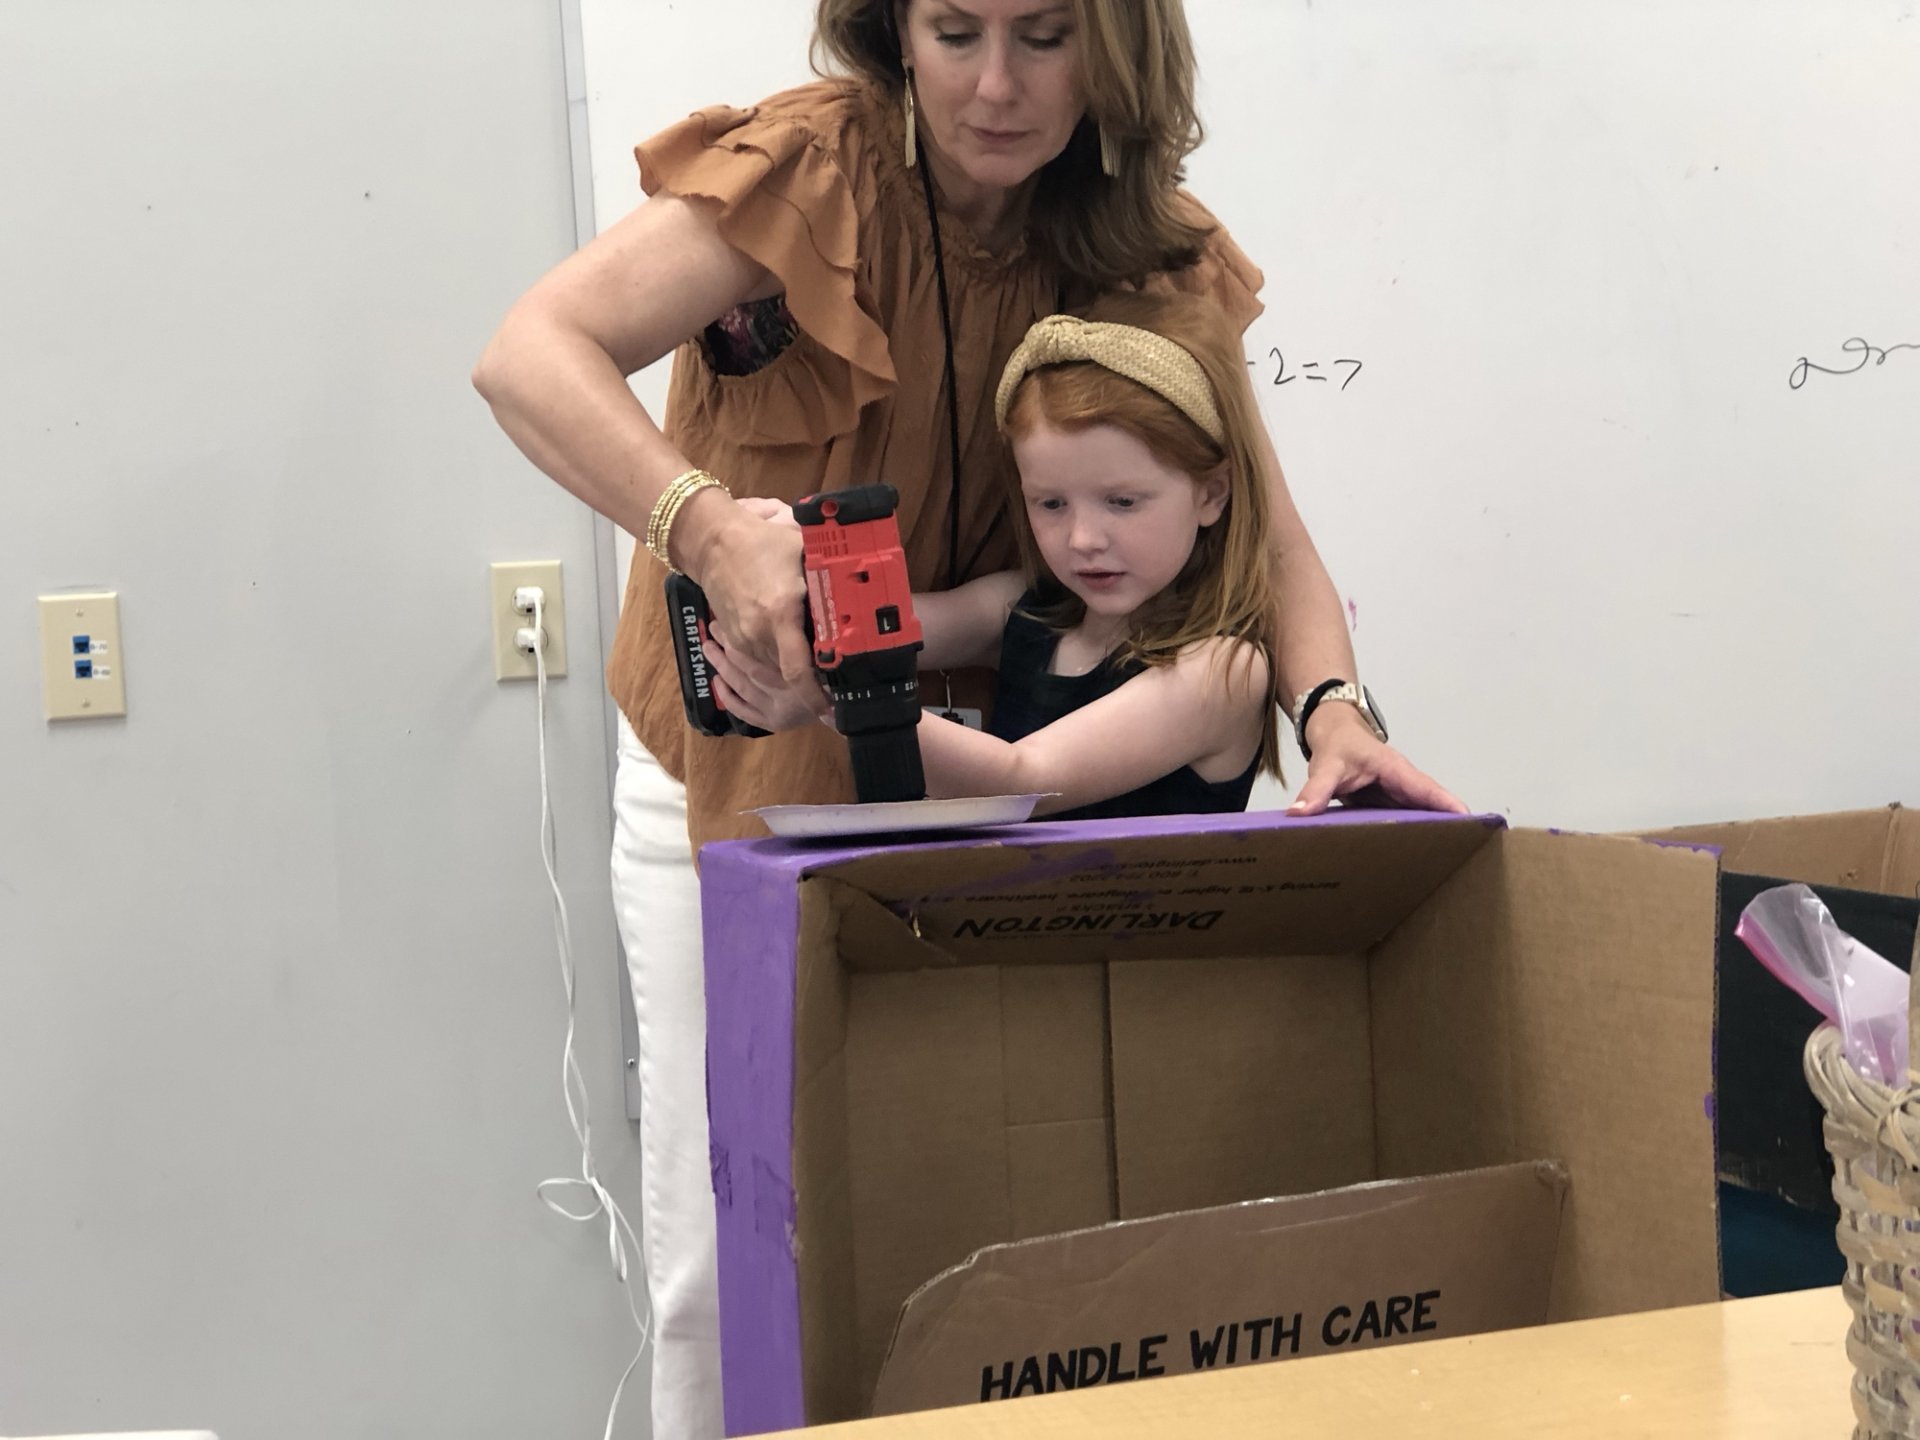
[665,482,928,804]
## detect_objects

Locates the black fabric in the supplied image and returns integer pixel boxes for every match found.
[987,598,1257,822]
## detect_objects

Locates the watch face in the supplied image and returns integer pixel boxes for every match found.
[1363,685,1389,740]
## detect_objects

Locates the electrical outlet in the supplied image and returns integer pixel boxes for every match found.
[490,561,567,681]
[39,590,127,720]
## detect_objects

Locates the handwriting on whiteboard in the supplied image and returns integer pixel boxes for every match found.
[1788,337,1920,390]
[1247,349,1363,391]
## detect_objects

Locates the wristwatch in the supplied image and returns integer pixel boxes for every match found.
[1292,680,1388,760]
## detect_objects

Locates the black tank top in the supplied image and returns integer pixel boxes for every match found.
[987,597,1259,823]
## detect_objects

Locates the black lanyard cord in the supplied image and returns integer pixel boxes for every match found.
[915,154,968,591]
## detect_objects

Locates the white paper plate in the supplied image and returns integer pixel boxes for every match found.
[751,793,1053,840]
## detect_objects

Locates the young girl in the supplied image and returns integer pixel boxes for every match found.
[720,289,1283,821]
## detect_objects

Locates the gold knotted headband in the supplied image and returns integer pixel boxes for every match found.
[994,314,1226,445]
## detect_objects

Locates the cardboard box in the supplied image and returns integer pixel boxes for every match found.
[1637,804,1919,897]
[700,811,1724,1435]
[1633,805,1920,1213]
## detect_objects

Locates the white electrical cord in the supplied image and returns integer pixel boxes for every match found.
[518,589,651,1440]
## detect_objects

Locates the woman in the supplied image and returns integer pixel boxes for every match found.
[473,1,1463,1433]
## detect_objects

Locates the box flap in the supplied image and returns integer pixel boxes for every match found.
[1891,805,1920,900]
[1369,829,1721,1320]
[832,881,959,974]
[1634,806,1904,894]
[813,812,1500,968]
[870,1161,1568,1417]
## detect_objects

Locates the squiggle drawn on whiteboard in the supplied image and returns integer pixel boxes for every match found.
[1788,337,1920,390]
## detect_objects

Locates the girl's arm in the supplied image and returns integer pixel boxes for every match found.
[911,570,1025,672]
[919,637,1268,815]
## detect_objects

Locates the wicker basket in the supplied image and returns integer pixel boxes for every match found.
[1807,1022,1920,1438]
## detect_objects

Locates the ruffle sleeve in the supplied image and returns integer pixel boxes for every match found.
[1151,191,1267,335]
[636,88,896,445]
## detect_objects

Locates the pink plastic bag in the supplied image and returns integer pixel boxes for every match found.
[1736,882,1910,1086]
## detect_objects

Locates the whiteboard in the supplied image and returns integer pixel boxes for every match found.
[581,0,1920,830]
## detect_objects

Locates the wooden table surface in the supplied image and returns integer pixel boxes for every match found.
[771,1288,1855,1437]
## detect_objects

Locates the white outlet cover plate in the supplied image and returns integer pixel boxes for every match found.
[490,560,567,680]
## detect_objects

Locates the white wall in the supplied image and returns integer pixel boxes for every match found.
[582,0,1920,828]
[1,4,648,1437]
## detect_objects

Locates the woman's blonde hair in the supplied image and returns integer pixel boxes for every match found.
[1000,289,1283,779]
[811,0,1213,291]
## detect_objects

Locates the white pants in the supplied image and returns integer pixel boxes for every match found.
[611,717,723,1440]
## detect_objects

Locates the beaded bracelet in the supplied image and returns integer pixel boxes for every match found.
[645,468,728,573]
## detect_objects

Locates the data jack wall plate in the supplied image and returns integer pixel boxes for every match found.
[491,560,567,680]
[40,590,127,720]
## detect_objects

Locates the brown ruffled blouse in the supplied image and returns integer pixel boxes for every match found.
[605,79,1265,851]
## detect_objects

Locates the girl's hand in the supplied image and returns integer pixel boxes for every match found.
[705,617,832,734]
[1286,705,1468,816]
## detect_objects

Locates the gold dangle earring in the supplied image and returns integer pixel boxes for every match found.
[903,69,919,169]
[1099,124,1120,178]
